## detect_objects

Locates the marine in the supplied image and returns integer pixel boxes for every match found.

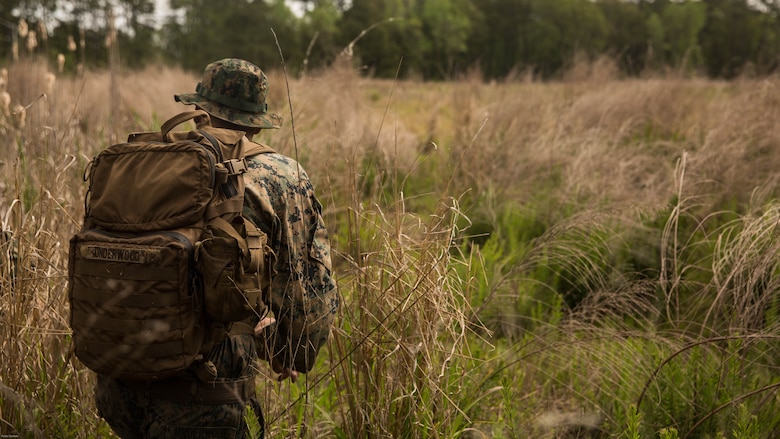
[94,58,338,438]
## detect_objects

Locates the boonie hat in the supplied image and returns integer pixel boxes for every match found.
[175,58,282,129]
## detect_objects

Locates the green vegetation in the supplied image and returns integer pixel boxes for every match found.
[4,0,780,80]
[2,57,780,437]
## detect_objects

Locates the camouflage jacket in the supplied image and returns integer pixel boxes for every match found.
[242,140,338,373]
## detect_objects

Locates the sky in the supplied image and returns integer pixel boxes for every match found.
[153,0,307,23]
[153,0,173,26]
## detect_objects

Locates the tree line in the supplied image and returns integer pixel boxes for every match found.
[3,0,780,80]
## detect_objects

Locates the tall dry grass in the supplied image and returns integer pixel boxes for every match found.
[1,56,780,437]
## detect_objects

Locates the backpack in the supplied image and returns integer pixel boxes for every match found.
[67,110,274,381]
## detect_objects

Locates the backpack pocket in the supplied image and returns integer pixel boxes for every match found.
[196,219,267,323]
[68,229,205,380]
[85,141,216,232]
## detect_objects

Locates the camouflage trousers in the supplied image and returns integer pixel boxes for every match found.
[95,333,263,439]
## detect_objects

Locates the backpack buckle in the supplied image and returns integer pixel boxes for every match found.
[224,158,248,175]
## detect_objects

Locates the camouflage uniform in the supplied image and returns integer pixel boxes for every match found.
[243,148,338,373]
[95,59,338,438]
[96,332,260,439]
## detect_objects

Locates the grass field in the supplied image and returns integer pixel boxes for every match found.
[1,57,780,438]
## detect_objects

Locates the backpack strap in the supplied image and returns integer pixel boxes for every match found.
[200,130,239,199]
[243,219,267,274]
[244,140,275,156]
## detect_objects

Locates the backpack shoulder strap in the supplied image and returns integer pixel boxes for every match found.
[199,126,245,147]
[244,139,275,157]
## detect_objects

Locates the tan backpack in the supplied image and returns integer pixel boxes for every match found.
[68,110,273,381]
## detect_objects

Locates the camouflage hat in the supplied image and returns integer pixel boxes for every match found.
[175,58,282,129]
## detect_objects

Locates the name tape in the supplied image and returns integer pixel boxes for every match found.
[82,244,162,264]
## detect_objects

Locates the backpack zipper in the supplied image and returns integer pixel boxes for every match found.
[198,130,224,163]
[185,140,217,189]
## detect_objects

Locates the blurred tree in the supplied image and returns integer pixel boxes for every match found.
[266,0,305,70]
[1,1,55,62]
[596,0,648,75]
[416,0,475,79]
[638,0,672,14]
[645,12,664,70]
[523,0,608,77]
[338,0,423,78]
[1,0,57,29]
[298,0,343,74]
[466,0,531,79]
[4,0,780,81]
[1,0,158,69]
[115,0,156,68]
[164,0,299,72]
[297,0,350,13]
[699,0,777,77]
[659,0,706,72]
